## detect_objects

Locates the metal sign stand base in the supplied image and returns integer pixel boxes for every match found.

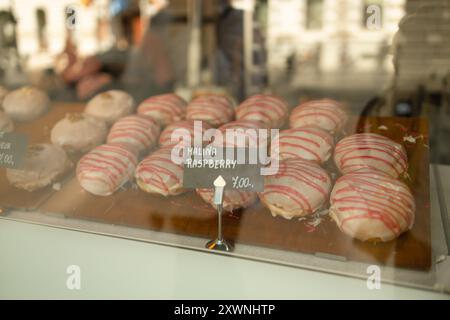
[205,238,233,252]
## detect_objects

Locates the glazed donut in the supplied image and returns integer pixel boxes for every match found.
[85,90,135,126]
[236,94,288,128]
[137,93,187,126]
[159,120,212,147]
[259,158,331,219]
[334,133,408,178]
[196,188,257,212]
[329,170,415,242]
[135,145,185,196]
[2,86,50,122]
[289,99,347,134]
[107,115,160,154]
[273,127,333,163]
[51,113,108,153]
[186,94,234,127]
[216,119,269,148]
[6,144,72,192]
[0,110,14,132]
[76,143,138,196]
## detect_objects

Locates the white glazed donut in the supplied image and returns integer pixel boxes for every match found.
[236,94,288,128]
[137,93,187,126]
[107,115,160,154]
[84,90,135,126]
[159,120,212,147]
[6,144,72,191]
[0,110,14,132]
[2,86,50,122]
[135,145,185,196]
[51,113,108,153]
[196,188,257,212]
[334,133,408,178]
[186,94,234,127]
[273,127,333,163]
[289,99,347,134]
[258,158,331,219]
[329,170,415,242]
[76,143,138,196]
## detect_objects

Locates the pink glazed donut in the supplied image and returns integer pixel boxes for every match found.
[330,170,415,242]
[334,133,408,178]
[259,158,331,219]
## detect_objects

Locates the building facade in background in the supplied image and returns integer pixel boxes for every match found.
[0,0,113,63]
[266,0,406,73]
[0,0,408,78]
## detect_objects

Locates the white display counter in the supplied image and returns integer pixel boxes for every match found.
[0,165,449,299]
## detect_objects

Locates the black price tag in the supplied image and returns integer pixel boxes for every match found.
[0,132,28,169]
[183,146,264,192]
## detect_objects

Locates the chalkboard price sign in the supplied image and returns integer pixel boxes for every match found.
[0,132,28,169]
[183,146,264,192]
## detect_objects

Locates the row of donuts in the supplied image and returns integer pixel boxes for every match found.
[78,90,415,243]
[0,86,340,139]
[75,91,287,198]
[1,87,416,242]
[248,98,412,242]
[168,96,341,212]
[257,97,415,242]
[330,134,414,242]
[74,91,334,209]
[197,98,348,212]
[0,87,74,192]
[2,89,198,192]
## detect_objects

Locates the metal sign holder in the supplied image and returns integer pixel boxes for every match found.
[205,176,233,252]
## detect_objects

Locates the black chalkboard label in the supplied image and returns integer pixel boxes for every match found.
[0,132,28,169]
[183,146,264,191]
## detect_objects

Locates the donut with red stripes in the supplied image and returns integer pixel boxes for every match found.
[137,93,187,126]
[273,127,333,163]
[236,94,288,128]
[135,145,185,196]
[330,170,415,242]
[76,143,138,196]
[215,119,269,148]
[196,188,257,212]
[107,115,160,153]
[159,120,212,147]
[289,99,347,134]
[186,94,234,127]
[334,133,408,178]
[259,158,331,219]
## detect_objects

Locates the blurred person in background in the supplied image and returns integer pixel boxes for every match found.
[55,0,134,100]
[216,0,245,100]
[122,0,175,101]
[216,0,267,101]
[55,0,174,101]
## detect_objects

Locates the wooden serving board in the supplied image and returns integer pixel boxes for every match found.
[37,109,431,270]
[0,103,84,210]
